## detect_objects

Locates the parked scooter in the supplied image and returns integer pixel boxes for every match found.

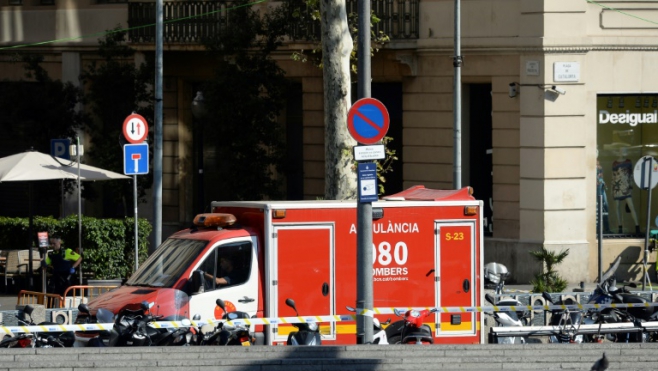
[542,292,587,343]
[0,305,74,348]
[389,307,438,344]
[484,293,530,344]
[586,256,657,343]
[78,289,195,347]
[0,305,75,348]
[285,298,322,345]
[484,262,511,293]
[483,262,531,344]
[345,306,390,344]
[199,298,255,346]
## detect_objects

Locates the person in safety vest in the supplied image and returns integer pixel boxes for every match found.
[41,235,82,296]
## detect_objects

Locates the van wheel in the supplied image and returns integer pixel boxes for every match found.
[387,335,402,344]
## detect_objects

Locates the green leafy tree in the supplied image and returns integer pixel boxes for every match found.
[198,1,289,200]
[285,0,394,198]
[530,247,570,293]
[80,28,154,215]
[0,54,89,215]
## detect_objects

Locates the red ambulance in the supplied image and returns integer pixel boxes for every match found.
[81,185,484,345]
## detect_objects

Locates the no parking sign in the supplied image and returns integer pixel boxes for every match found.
[347,98,390,145]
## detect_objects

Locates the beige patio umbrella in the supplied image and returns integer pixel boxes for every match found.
[0,150,130,291]
[0,150,129,182]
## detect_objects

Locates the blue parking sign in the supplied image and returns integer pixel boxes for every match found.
[50,139,71,160]
[123,143,149,175]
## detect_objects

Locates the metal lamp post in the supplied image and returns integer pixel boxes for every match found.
[69,138,84,285]
[191,91,206,213]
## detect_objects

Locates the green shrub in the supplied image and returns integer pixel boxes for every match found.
[529,247,569,293]
[0,215,151,280]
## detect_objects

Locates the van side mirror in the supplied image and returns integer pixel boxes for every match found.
[191,270,205,294]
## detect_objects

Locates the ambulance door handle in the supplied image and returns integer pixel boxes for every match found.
[322,282,329,296]
[239,296,255,303]
[462,279,470,293]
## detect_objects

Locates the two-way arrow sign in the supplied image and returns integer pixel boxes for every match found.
[122,113,149,144]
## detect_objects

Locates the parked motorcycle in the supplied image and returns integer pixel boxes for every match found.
[388,307,438,344]
[0,332,33,348]
[586,256,657,343]
[345,305,390,344]
[78,289,195,347]
[542,292,586,343]
[77,304,115,347]
[0,305,74,348]
[484,293,530,344]
[285,298,322,345]
[199,298,254,346]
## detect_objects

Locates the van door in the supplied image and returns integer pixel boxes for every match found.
[269,224,334,343]
[435,220,477,336]
[188,236,259,322]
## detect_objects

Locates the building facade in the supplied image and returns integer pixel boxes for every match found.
[1,0,657,283]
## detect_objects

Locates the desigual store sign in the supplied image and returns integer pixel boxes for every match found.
[596,94,658,237]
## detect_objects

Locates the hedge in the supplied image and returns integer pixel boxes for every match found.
[0,215,151,280]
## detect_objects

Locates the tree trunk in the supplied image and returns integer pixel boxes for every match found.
[320,0,357,200]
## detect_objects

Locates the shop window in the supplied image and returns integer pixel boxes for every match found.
[596,94,658,237]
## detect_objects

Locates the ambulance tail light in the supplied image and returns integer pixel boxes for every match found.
[464,206,478,216]
[193,213,237,228]
[272,209,286,219]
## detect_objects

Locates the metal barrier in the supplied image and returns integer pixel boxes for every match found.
[491,322,649,338]
[61,285,119,308]
[16,290,63,309]
[4,302,658,334]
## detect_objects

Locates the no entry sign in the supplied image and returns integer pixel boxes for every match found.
[347,98,390,145]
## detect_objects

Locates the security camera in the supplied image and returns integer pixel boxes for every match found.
[508,83,518,98]
[551,85,566,95]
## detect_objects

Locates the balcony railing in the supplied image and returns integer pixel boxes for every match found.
[128,0,419,44]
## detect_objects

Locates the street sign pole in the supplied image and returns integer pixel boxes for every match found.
[347,97,389,344]
[641,157,654,290]
[134,174,139,272]
[644,161,651,290]
[123,141,150,274]
[633,155,658,290]
[357,0,372,339]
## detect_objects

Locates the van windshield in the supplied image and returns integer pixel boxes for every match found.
[126,238,208,288]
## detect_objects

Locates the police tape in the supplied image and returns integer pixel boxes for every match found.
[3,302,658,334]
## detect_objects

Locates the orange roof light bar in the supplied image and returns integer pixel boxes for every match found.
[193,213,237,228]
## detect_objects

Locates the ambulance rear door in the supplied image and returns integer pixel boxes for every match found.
[435,219,477,337]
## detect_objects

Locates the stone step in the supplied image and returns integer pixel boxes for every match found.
[0,344,656,370]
